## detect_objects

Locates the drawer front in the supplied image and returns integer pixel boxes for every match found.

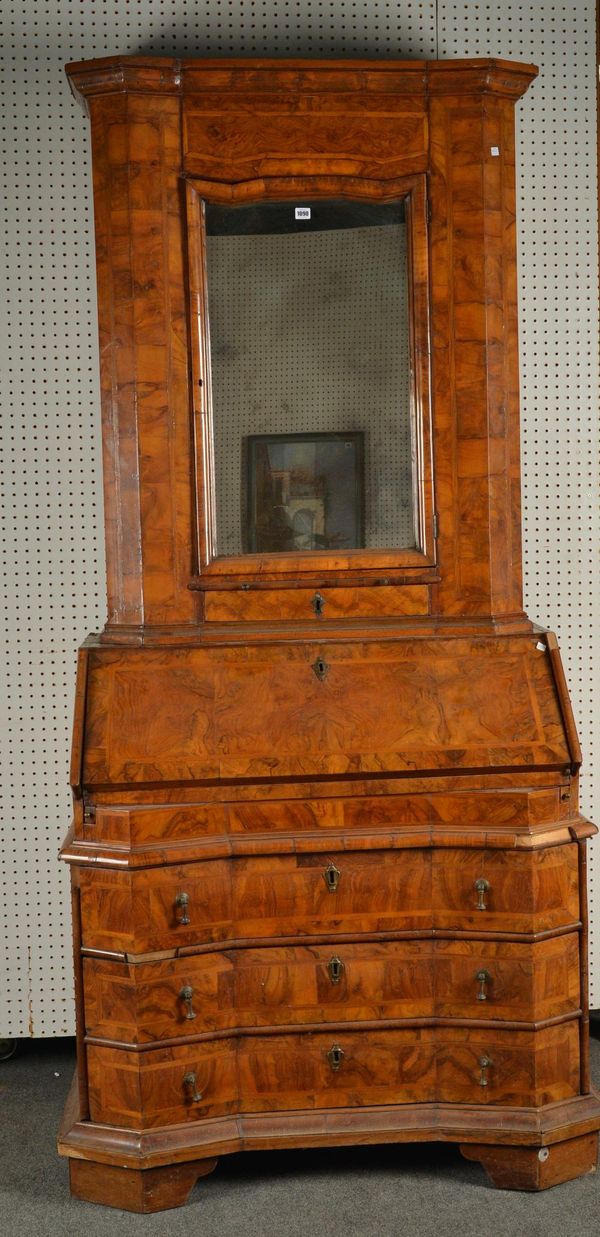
[87,786,565,849]
[83,933,580,1043]
[87,1030,437,1127]
[86,1022,580,1129]
[83,942,435,1042]
[432,844,580,934]
[79,849,432,953]
[433,933,580,1021]
[87,1039,238,1128]
[435,1020,580,1107]
[203,585,429,623]
[78,844,580,954]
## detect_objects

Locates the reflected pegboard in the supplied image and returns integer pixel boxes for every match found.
[208,223,413,554]
[1,1,597,1037]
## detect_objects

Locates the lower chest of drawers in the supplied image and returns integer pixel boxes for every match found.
[77,838,584,1132]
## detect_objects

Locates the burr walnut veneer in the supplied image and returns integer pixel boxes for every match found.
[58,55,600,1211]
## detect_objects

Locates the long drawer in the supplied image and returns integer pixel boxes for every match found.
[83,934,581,1043]
[78,844,580,953]
[86,1021,581,1129]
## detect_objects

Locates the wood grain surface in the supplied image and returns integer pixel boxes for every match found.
[82,934,580,1044]
[77,843,580,954]
[80,635,570,787]
[85,1021,579,1129]
[59,52,599,1208]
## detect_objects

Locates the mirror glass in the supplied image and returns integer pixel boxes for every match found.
[205,197,416,556]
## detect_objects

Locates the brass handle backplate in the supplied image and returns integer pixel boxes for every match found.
[478,1055,492,1087]
[179,985,197,1020]
[183,1071,203,1103]
[323,861,341,892]
[474,878,490,911]
[327,1044,345,1072]
[175,891,190,924]
[327,956,345,985]
[475,969,492,1002]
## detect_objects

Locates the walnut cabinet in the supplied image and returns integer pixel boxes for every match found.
[58,56,600,1211]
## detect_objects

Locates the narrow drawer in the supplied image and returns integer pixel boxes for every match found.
[82,933,581,1044]
[86,1021,580,1129]
[203,585,429,623]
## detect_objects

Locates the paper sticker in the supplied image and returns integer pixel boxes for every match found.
[295,207,311,220]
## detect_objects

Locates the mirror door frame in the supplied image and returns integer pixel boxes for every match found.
[186,172,436,587]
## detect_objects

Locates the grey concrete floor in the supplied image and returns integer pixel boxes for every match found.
[1,1032,599,1237]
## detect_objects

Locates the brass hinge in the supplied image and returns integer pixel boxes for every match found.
[561,767,572,802]
[83,800,96,825]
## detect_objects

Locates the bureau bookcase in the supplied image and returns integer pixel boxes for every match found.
[58,55,600,1211]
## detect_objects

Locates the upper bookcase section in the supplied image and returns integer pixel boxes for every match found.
[66,57,537,637]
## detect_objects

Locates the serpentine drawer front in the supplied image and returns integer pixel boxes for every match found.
[85,1022,581,1130]
[83,934,581,1043]
[77,843,581,954]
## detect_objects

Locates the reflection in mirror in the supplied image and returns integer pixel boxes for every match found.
[205,198,415,556]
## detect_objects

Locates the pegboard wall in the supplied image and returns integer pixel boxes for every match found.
[0,1,598,1037]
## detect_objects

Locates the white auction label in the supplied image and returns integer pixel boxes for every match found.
[295,207,311,219]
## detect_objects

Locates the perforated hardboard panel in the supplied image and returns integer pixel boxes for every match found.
[1,2,598,1037]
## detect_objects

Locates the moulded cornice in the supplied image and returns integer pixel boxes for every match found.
[66,55,538,112]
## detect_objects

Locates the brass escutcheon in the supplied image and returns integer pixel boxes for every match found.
[326,1044,345,1072]
[311,656,329,681]
[323,861,341,892]
[311,592,326,617]
[327,956,345,985]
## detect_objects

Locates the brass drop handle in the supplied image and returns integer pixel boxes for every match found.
[175,891,190,925]
[327,956,345,985]
[327,1043,345,1072]
[183,1071,202,1103]
[323,861,341,892]
[475,969,492,1002]
[179,985,197,1020]
[474,878,490,911]
[478,1055,492,1087]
